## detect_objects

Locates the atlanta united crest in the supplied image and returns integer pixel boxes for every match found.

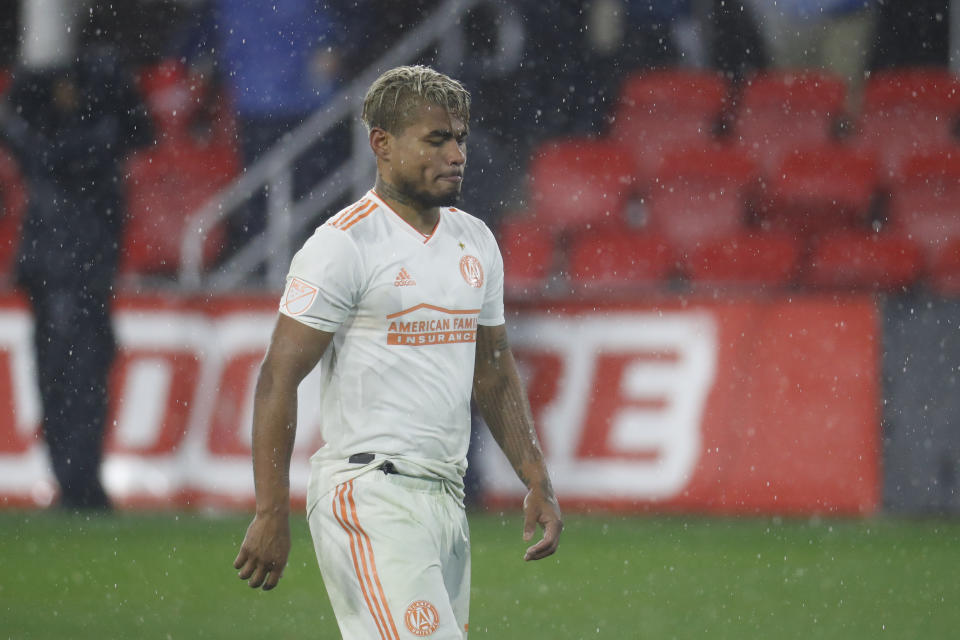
[404,599,440,636]
[459,255,484,288]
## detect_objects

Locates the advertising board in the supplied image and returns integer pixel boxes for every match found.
[0,294,880,514]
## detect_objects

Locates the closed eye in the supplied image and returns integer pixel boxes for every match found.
[425,130,469,146]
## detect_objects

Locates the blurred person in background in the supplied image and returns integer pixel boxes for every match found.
[746,0,874,107]
[0,4,16,69]
[509,0,628,143]
[453,0,686,221]
[0,4,152,510]
[507,0,767,143]
[233,65,562,638]
[867,0,950,70]
[338,0,442,75]
[207,0,354,259]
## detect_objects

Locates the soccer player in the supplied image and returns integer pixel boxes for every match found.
[233,65,562,638]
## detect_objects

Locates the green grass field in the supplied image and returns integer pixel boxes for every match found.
[1,509,958,639]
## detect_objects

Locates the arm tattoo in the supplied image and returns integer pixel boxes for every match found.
[473,327,553,495]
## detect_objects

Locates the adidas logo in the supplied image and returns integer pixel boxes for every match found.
[394,268,416,287]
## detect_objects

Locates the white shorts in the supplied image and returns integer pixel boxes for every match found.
[308,468,471,639]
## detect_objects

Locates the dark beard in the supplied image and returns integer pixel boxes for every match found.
[394,176,462,209]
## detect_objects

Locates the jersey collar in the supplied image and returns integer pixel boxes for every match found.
[368,189,443,245]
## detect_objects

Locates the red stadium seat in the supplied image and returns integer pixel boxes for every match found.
[802,231,923,291]
[734,70,848,173]
[0,68,11,97]
[646,146,758,251]
[610,70,728,186]
[759,145,878,236]
[929,237,960,296]
[136,59,207,142]
[527,138,634,232]
[567,228,675,291]
[684,232,800,290]
[888,148,960,259]
[855,68,960,179]
[497,216,556,297]
[0,147,26,280]
[121,139,240,277]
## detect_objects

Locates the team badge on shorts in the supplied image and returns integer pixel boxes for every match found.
[459,255,484,288]
[283,277,319,316]
[404,599,440,636]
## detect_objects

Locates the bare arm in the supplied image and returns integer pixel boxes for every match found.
[234,314,334,590]
[473,323,562,561]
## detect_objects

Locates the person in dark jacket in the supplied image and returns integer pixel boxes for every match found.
[0,43,152,510]
[210,0,352,257]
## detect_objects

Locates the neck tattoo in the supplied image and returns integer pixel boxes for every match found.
[375,179,418,210]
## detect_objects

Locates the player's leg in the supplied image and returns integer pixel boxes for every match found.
[440,498,471,637]
[31,287,113,509]
[370,473,468,639]
[309,472,465,639]
[309,476,400,639]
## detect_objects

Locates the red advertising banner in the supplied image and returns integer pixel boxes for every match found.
[0,293,880,515]
[481,297,881,515]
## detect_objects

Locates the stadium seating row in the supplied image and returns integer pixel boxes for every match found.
[608,66,960,183]
[514,66,960,295]
[499,223,960,296]
[528,69,960,222]
[0,63,958,293]
[526,142,960,255]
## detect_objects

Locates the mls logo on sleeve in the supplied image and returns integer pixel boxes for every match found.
[283,277,319,316]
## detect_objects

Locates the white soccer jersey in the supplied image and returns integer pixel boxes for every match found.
[280,190,505,474]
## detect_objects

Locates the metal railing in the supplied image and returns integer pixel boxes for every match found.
[178,0,482,291]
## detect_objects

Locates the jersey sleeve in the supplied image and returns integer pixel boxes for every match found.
[478,229,505,326]
[278,225,364,331]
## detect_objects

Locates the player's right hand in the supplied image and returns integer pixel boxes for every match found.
[234,513,291,591]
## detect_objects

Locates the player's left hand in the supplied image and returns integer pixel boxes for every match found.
[522,489,563,561]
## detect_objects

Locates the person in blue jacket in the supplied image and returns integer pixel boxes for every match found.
[211,0,353,260]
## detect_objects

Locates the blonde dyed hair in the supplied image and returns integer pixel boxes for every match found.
[361,65,471,134]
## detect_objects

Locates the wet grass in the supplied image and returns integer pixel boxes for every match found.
[1,510,958,639]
